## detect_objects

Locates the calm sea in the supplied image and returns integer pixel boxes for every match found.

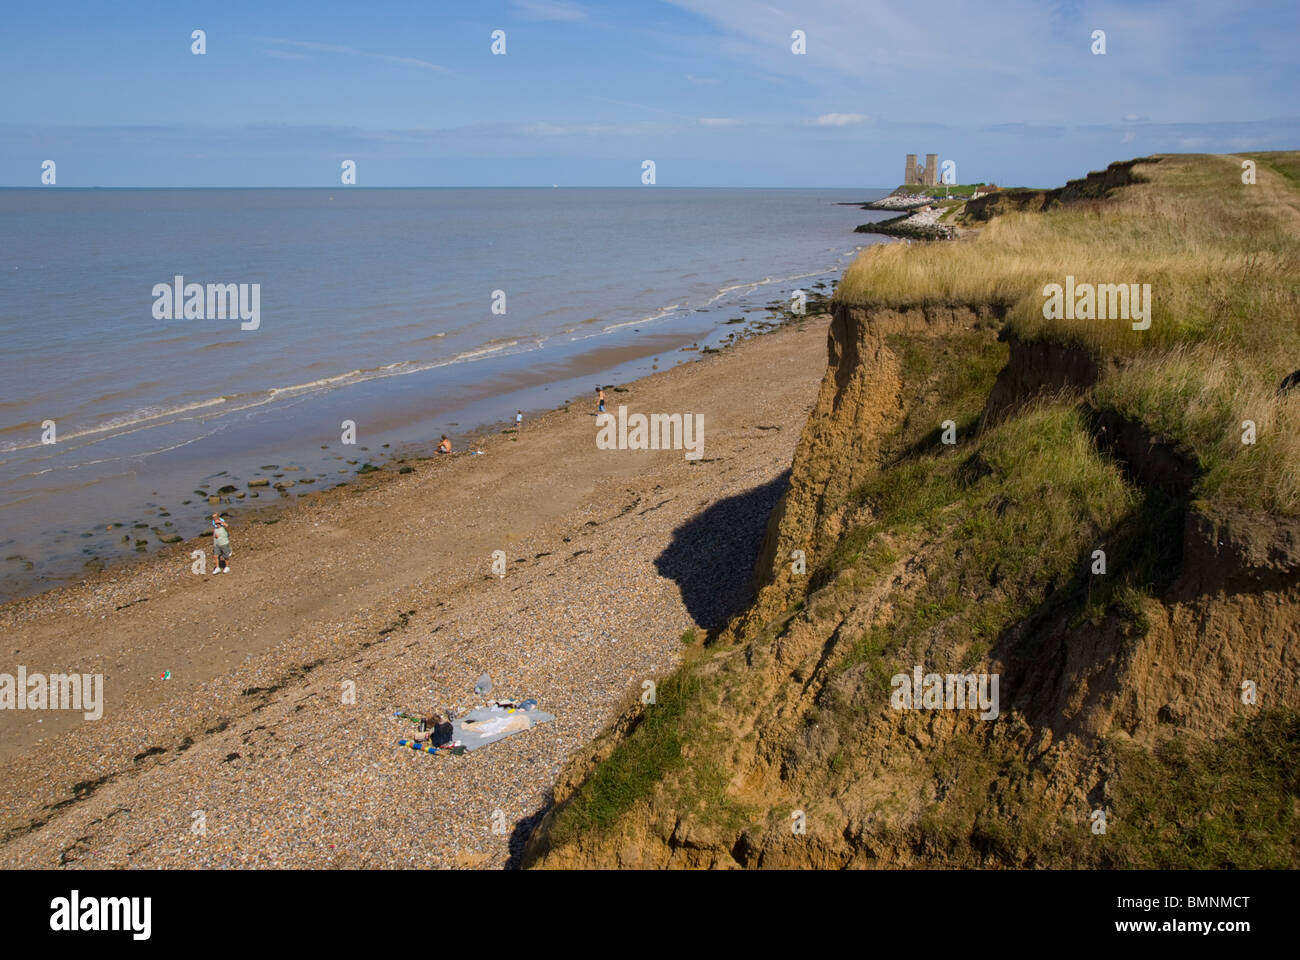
[0,187,889,600]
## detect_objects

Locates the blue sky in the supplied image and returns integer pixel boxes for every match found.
[2,0,1296,187]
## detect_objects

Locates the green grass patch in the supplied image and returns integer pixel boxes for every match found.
[832,403,1137,680]
[1244,150,1300,186]
[547,664,706,845]
[1108,710,1300,868]
[894,183,986,198]
[837,623,905,696]
[880,330,1006,464]
[915,730,1094,866]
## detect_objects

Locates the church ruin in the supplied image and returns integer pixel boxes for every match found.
[904,153,939,187]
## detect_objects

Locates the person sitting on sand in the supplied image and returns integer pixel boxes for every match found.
[411,713,454,746]
[211,513,232,574]
[437,435,451,454]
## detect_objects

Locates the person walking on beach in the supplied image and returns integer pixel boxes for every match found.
[597,387,606,414]
[516,410,523,430]
[438,434,452,454]
[211,513,232,574]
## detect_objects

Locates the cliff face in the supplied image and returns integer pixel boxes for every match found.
[750,298,1300,750]
[522,293,1300,869]
[962,157,1155,223]
[747,304,1002,620]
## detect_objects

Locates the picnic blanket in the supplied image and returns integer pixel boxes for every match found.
[451,705,555,751]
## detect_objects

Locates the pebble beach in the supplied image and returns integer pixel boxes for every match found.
[0,312,830,869]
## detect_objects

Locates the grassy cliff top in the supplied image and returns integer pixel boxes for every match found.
[891,183,987,197]
[837,152,1300,516]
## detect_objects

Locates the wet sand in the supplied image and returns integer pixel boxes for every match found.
[0,300,805,604]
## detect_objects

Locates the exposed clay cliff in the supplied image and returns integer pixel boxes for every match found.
[522,298,1300,870]
[962,157,1156,223]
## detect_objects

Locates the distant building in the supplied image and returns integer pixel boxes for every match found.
[972,183,1000,198]
[904,152,940,187]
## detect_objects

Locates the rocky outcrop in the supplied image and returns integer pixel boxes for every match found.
[863,194,934,211]
[856,208,955,240]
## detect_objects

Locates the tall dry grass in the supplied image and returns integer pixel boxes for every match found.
[835,152,1300,515]
[1096,343,1300,515]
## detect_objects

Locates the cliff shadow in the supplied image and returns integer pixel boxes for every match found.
[655,470,791,631]
[505,797,552,870]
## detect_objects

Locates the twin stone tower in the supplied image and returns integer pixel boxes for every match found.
[904,153,940,187]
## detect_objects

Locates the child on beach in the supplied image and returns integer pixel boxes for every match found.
[597,387,606,414]
[516,410,523,429]
[211,513,232,573]
[437,434,451,454]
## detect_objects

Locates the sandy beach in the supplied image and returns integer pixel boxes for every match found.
[0,311,830,868]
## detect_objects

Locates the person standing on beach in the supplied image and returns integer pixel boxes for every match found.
[597,387,606,414]
[516,410,523,430]
[211,513,232,574]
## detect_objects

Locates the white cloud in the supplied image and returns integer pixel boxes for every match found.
[664,0,1287,128]
[815,113,866,126]
[699,117,741,126]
